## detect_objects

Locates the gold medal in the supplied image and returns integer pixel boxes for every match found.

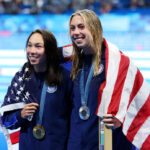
[33,125,45,140]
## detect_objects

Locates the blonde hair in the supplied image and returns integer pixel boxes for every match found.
[69,9,103,79]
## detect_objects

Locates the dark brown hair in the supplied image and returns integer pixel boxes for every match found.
[23,29,62,86]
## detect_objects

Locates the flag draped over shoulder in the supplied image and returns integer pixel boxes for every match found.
[0,65,32,150]
[96,40,150,150]
[62,41,150,149]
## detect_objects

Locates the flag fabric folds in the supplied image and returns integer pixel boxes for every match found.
[0,66,33,150]
[96,40,150,150]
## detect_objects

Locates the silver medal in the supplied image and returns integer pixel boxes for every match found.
[79,106,90,120]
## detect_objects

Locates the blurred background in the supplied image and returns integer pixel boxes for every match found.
[0,0,150,149]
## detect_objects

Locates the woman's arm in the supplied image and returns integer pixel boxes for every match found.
[1,102,39,130]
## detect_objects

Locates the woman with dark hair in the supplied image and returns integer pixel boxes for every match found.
[0,29,73,150]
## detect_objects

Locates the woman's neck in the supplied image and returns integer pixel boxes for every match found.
[34,65,46,73]
[82,46,95,55]
[83,54,94,67]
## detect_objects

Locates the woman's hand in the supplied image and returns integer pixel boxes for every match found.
[21,103,39,119]
[102,114,121,129]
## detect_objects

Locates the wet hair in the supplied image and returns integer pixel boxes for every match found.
[22,29,62,86]
[69,9,103,79]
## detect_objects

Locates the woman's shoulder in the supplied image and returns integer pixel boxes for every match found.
[60,66,73,91]
[60,65,72,83]
[61,65,71,77]
[12,63,28,78]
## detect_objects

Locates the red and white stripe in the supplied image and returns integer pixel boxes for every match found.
[96,39,150,150]
[62,44,74,61]
[0,103,25,150]
[1,126,19,150]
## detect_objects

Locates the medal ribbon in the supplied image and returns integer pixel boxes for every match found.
[37,82,47,126]
[80,62,94,106]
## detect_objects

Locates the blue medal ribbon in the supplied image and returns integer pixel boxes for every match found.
[79,62,94,120]
[33,82,47,139]
[37,82,47,125]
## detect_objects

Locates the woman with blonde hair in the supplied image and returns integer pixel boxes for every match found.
[66,9,148,150]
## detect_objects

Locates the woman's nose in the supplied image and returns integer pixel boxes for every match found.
[29,46,36,53]
[72,28,80,35]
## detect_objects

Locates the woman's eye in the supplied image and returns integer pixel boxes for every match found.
[27,44,32,47]
[36,45,41,48]
[70,26,75,31]
[36,45,43,48]
[79,25,84,29]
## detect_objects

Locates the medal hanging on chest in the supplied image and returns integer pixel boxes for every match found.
[33,82,47,140]
[79,62,94,120]
[33,125,45,140]
[79,105,90,120]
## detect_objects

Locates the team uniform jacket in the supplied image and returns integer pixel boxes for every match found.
[0,65,73,150]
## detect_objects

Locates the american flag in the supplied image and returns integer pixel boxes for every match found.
[96,39,150,150]
[0,66,32,108]
[0,65,35,150]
